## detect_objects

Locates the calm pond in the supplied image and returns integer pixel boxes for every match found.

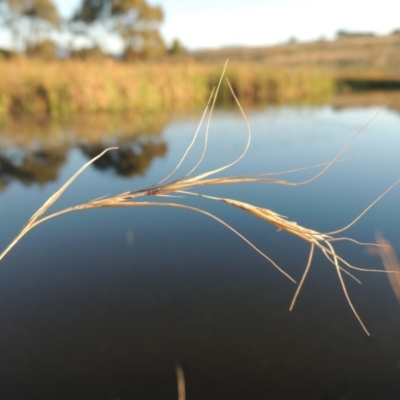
[1,100,400,399]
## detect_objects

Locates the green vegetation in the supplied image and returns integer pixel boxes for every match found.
[0,0,169,60]
[0,60,334,120]
[71,0,165,60]
[0,0,60,53]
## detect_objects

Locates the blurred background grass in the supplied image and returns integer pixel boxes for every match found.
[0,60,335,120]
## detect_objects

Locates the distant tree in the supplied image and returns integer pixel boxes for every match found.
[71,0,166,60]
[0,0,60,51]
[168,38,187,56]
[336,29,376,39]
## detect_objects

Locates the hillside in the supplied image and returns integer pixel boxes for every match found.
[192,33,400,75]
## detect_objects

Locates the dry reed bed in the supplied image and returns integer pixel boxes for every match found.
[0,64,397,336]
[0,59,334,120]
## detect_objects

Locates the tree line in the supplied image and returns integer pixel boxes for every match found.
[0,0,186,60]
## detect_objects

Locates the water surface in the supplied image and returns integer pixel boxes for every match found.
[1,104,400,399]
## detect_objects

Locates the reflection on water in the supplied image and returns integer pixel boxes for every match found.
[331,90,400,113]
[1,98,400,399]
[80,141,167,177]
[0,147,67,190]
[0,111,173,147]
[0,140,167,190]
[0,111,171,190]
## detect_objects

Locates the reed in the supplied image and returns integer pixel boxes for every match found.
[0,62,397,335]
[0,59,334,120]
[372,233,400,307]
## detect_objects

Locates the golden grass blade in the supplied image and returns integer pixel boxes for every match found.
[328,237,386,246]
[155,86,216,186]
[30,147,118,222]
[178,191,362,284]
[179,190,392,278]
[289,244,314,311]
[291,102,390,187]
[326,241,370,335]
[184,104,385,190]
[2,195,296,283]
[184,190,394,333]
[218,198,327,241]
[319,248,362,283]
[176,365,186,400]
[181,103,380,191]
[107,201,296,283]
[244,157,354,178]
[153,158,350,193]
[183,60,229,178]
[184,79,251,183]
[0,147,118,263]
[373,233,400,307]
[324,249,393,274]
[202,157,353,180]
[327,177,400,236]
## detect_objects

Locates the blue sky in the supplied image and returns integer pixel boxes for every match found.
[53,0,400,50]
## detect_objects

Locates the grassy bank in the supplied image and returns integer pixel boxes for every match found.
[0,59,334,120]
[193,32,400,74]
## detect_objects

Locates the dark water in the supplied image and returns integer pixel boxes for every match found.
[1,104,400,399]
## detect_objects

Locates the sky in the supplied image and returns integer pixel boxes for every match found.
[35,0,400,50]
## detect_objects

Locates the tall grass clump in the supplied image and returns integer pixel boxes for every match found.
[0,59,210,119]
[210,63,334,105]
[0,59,334,120]
[0,62,396,335]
